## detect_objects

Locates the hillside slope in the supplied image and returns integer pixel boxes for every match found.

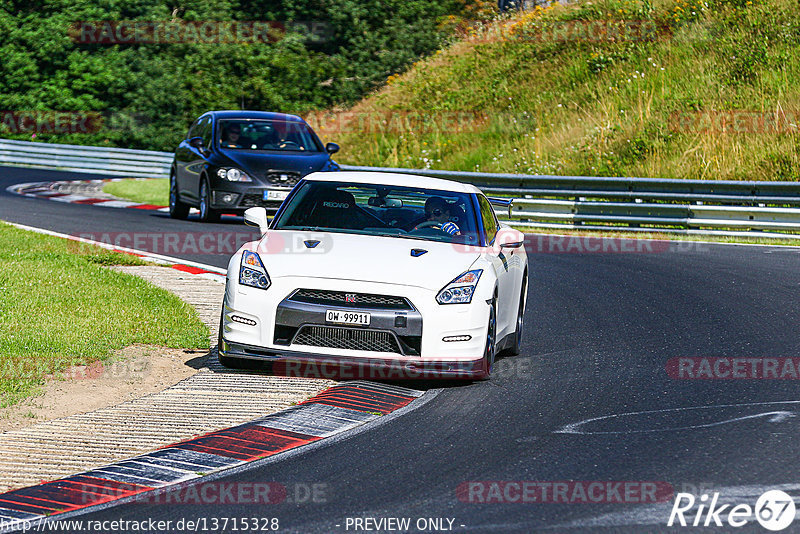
[322,0,800,180]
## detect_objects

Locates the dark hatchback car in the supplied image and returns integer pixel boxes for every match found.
[170,110,340,222]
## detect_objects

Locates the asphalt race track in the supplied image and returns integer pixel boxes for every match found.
[0,166,252,269]
[3,165,800,533]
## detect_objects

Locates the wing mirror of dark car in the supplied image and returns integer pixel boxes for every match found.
[325,142,340,154]
[368,197,403,208]
[188,136,205,150]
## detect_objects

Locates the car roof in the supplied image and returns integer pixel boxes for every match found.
[304,171,483,194]
[207,110,306,122]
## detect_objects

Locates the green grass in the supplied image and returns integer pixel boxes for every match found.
[322,0,800,181]
[104,178,169,206]
[0,222,209,407]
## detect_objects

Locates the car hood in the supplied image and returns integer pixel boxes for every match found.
[252,230,481,291]
[217,149,330,179]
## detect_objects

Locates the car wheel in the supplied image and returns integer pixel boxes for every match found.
[169,170,190,219]
[199,177,220,223]
[504,276,527,356]
[479,298,497,379]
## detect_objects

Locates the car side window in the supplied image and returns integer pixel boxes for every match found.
[187,118,200,139]
[198,117,213,148]
[477,195,499,244]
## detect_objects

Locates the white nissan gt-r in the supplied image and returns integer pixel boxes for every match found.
[218,171,528,379]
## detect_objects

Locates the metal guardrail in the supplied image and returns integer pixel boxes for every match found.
[0,138,172,178]
[2,138,800,238]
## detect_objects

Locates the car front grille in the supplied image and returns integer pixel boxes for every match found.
[265,171,301,186]
[292,325,402,354]
[289,289,413,310]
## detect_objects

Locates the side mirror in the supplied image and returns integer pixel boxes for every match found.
[497,228,524,249]
[188,136,204,149]
[325,142,340,154]
[244,207,270,234]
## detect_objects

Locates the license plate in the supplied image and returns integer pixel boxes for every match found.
[326,310,371,326]
[264,190,289,201]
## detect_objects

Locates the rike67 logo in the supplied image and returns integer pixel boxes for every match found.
[668,490,796,531]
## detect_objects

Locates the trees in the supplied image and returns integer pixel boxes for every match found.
[0,0,491,150]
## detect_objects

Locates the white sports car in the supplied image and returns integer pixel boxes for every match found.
[218,171,528,379]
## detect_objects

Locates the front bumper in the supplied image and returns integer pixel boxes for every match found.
[210,186,291,212]
[219,338,486,380]
[221,276,491,377]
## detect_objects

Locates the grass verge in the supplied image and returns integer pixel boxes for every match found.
[103,178,169,206]
[0,222,209,407]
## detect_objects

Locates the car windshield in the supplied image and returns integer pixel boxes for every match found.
[273,181,481,244]
[218,119,322,152]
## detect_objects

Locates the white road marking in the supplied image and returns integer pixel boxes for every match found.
[555,401,800,435]
[4,221,227,276]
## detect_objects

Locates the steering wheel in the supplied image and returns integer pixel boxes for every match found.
[411,221,441,231]
[278,140,301,149]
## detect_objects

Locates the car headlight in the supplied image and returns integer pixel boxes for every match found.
[239,250,271,290]
[436,269,482,305]
[217,168,253,182]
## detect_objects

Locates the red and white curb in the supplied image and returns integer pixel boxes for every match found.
[7,179,172,212]
[7,222,226,284]
[0,381,424,530]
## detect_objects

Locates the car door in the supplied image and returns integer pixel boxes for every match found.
[478,194,515,338]
[184,115,213,203]
[175,118,201,199]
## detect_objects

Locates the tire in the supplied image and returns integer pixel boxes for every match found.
[198,177,221,223]
[169,170,190,219]
[504,276,527,356]
[479,298,497,379]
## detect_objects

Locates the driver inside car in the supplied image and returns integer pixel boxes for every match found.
[420,197,460,235]
[221,124,243,148]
